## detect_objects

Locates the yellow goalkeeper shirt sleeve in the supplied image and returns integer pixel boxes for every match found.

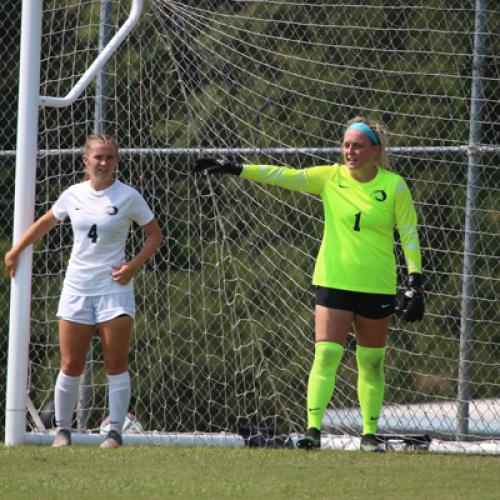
[241,163,421,294]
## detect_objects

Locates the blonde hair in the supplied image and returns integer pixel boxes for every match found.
[344,116,389,168]
[83,134,119,180]
[84,134,119,155]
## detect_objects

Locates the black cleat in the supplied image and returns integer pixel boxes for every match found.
[360,434,385,452]
[296,428,321,450]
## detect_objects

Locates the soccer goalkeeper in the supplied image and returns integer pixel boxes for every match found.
[194,117,424,452]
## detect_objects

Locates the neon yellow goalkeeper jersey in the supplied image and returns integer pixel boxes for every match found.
[241,163,421,295]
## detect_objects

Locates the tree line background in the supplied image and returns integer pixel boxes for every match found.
[0,1,498,438]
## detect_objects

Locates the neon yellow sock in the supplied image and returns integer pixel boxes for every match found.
[306,341,344,430]
[356,345,386,435]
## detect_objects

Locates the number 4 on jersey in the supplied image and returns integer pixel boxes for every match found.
[87,224,98,243]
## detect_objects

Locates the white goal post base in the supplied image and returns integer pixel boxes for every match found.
[317,435,500,455]
[24,431,245,448]
[23,431,500,455]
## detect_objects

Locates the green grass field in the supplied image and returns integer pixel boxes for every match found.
[0,446,499,499]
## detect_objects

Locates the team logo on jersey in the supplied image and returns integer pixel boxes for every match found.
[372,190,387,202]
[106,205,119,215]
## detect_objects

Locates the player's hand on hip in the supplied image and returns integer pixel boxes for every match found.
[398,273,425,322]
[111,263,136,285]
[194,158,243,176]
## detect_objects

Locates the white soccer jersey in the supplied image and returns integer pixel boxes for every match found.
[52,180,154,296]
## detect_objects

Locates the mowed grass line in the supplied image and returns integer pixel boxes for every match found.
[0,446,499,499]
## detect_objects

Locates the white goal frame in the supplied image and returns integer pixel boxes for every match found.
[5,1,498,454]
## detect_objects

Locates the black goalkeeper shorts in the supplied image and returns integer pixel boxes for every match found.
[315,286,396,319]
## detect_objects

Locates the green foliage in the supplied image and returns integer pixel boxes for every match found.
[0,1,498,439]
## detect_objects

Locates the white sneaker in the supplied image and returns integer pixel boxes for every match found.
[52,429,71,448]
[100,430,123,449]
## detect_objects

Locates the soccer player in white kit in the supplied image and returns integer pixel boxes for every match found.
[5,134,163,448]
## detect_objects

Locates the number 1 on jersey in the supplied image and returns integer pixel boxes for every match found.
[88,224,98,243]
[353,212,361,232]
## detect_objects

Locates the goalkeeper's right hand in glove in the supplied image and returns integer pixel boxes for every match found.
[194,158,243,176]
[397,273,425,322]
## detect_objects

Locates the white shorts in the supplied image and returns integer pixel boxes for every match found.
[57,291,135,325]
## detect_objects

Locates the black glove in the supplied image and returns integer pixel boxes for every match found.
[194,158,243,176]
[398,273,425,322]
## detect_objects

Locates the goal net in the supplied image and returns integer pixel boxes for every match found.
[5,1,499,453]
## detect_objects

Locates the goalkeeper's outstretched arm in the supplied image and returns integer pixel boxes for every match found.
[194,157,331,195]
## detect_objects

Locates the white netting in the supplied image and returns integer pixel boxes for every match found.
[1,1,499,452]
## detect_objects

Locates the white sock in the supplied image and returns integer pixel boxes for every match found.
[54,371,80,430]
[108,371,131,434]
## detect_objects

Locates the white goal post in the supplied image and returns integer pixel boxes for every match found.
[3,1,499,454]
